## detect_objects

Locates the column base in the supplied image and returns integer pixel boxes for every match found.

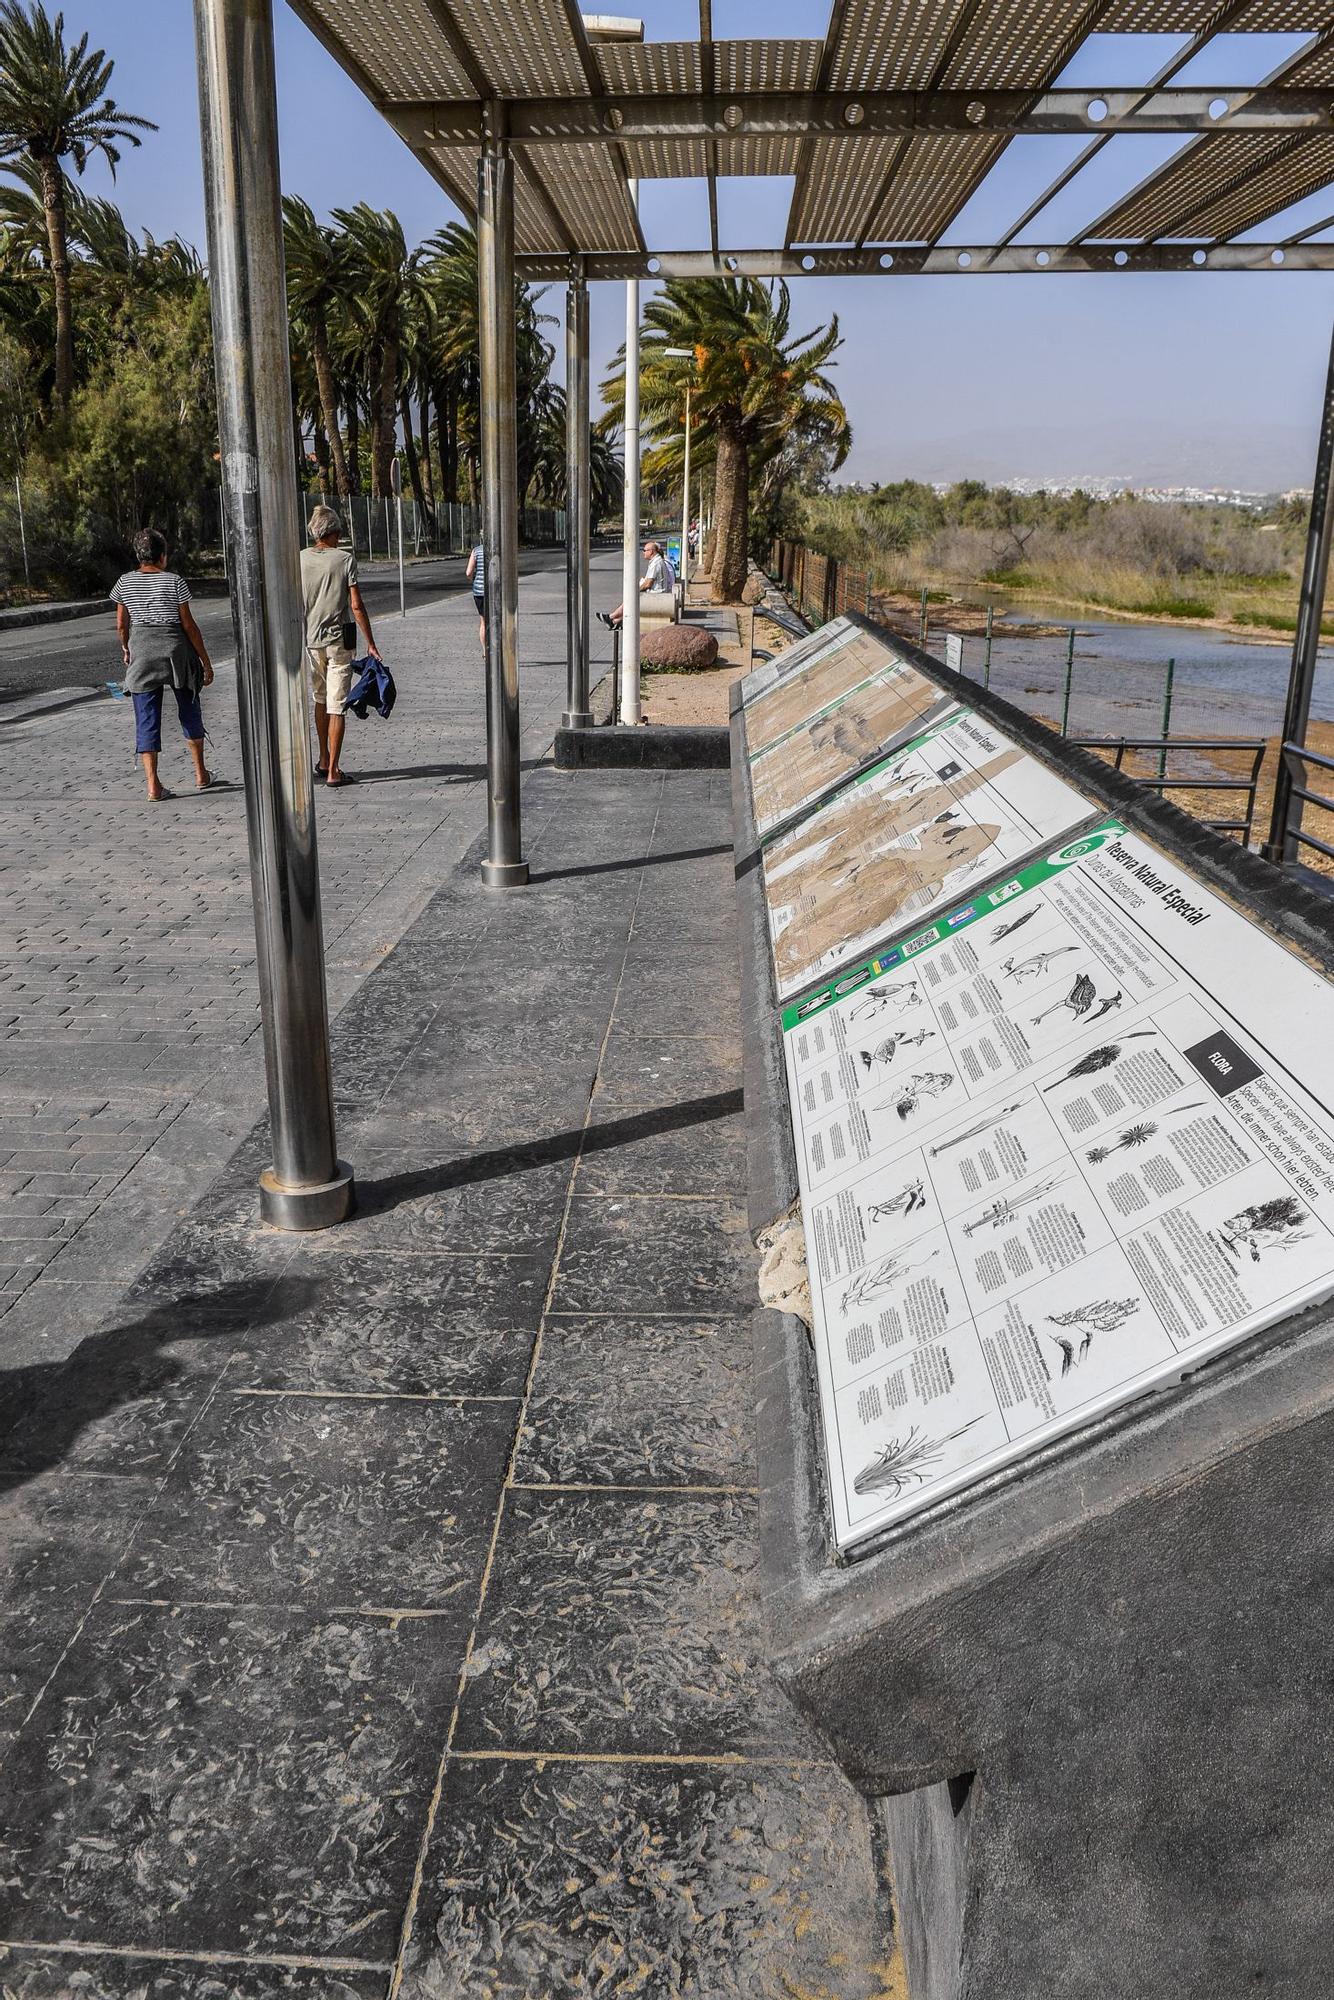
[481,857,530,890]
[562,708,594,729]
[259,1162,355,1232]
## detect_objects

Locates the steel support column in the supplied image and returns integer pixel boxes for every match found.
[620,179,642,726]
[563,262,593,729]
[192,0,351,1230]
[477,110,528,888]
[1264,314,1334,865]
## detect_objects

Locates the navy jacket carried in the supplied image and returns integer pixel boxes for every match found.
[347,655,397,720]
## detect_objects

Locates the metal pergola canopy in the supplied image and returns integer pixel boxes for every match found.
[290,0,1334,271]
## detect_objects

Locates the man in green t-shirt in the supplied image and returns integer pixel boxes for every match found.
[300,504,380,787]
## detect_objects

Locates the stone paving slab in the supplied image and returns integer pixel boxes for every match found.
[0,759,900,1997]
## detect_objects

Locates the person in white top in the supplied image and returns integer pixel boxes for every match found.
[597,541,676,629]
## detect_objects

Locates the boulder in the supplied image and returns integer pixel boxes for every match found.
[741,571,767,605]
[640,622,720,671]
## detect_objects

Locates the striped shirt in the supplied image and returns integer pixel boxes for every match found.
[470,544,485,598]
[110,568,191,626]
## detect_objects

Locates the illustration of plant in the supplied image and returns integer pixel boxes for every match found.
[990,906,1038,945]
[894,1071,956,1121]
[866,1179,929,1224]
[1217,1195,1312,1263]
[927,1101,1027,1156]
[854,1416,985,1497]
[839,1247,942,1315]
[1002,946,1079,983]
[961,1175,1068,1236]
[1042,1296,1141,1374]
[1042,1030,1156,1093]
[1031,970,1096,1027]
[1087,1120,1157,1164]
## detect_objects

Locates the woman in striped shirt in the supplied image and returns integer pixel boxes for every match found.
[465,541,486,649]
[111,529,215,802]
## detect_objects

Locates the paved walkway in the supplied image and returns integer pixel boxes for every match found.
[0,551,612,1374]
[0,751,896,1996]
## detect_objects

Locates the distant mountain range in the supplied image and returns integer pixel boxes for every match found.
[847,418,1317,494]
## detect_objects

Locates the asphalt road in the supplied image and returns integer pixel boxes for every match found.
[0,551,564,703]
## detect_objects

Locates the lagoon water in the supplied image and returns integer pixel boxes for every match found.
[948,604,1334,741]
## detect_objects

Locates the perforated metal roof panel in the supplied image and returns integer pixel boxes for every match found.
[292,0,477,100]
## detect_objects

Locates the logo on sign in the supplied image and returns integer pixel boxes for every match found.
[946,906,975,928]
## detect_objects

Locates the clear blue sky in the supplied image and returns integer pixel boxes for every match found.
[68,0,1334,488]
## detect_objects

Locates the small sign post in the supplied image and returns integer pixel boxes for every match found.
[945,631,964,674]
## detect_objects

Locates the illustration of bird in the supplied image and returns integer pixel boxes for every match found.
[859,1027,936,1073]
[1042,1296,1141,1374]
[990,906,1038,945]
[854,1417,985,1497]
[1031,970,1096,1027]
[1002,946,1080,983]
[849,981,921,1022]
[1089,990,1124,1022]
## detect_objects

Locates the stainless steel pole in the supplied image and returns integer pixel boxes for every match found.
[680,379,691,603]
[192,0,351,1228]
[563,261,593,729]
[1265,315,1334,863]
[619,180,641,725]
[478,109,528,888]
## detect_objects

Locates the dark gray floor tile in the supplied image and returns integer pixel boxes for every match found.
[593,1032,742,1107]
[0,1600,461,1960]
[576,1090,746,1196]
[299,1148,573,1263]
[112,1396,515,1611]
[550,1195,756,1317]
[454,1489,813,1757]
[515,1317,755,1487]
[0,1470,160,1617]
[400,1757,891,2000]
[0,1948,386,1999]
[232,1250,539,1399]
[612,972,742,1040]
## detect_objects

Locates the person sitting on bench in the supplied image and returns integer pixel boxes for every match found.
[597,541,675,628]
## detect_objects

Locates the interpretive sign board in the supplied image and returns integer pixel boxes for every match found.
[762,706,1093,1003]
[738,614,861,703]
[747,624,954,841]
[782,817,1334,1553]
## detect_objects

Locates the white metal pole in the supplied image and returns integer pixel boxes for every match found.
[681,380,691,599]
[619,179,641,725]
[392,459,406,618]
[14,473,29,587]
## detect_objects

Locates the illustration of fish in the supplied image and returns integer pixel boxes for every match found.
[1031,971,1096,1027]
[1002,946,1080,983]
[927,1101,1027,1157]
[990,906,1039,945]
[853,1417,985,1497]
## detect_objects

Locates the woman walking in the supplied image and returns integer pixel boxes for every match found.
[466,540,486,649]
[111,529,215,802]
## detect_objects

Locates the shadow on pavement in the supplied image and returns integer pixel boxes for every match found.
[530,842,732,884]
[354,1088,744,1217]
[0,1275,317,1496]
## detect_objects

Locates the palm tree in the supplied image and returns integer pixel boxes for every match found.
[602,277,850,603]
[0,2,154,408]
[283,197,351,497]
[331,203,423,498]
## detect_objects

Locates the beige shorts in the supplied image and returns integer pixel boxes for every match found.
[308,642,354,714]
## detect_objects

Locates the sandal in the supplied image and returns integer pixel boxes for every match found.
[148,788,175,803]
[196,771,217,791]
[315,762,328,779]
[324,771,355,787]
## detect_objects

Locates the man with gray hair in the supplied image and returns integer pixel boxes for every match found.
[597,540,675,630]
[300,503,380,787]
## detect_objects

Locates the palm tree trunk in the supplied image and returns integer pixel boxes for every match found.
[441,378,457,504]
[310,315,350,498]
[418,392,434,506]
[36,151,74,410]
[346,397,362,495]
[371,336,398,498]
[712,427,749,604]
[399,387,432,525]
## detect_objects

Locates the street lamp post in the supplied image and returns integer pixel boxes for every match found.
[663,347,695,600]
[619,178,641,725]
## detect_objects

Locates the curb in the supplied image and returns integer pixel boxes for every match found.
[554,722,730,769]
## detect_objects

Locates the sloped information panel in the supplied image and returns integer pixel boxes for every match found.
[746,623,955,842]
[782,819,1334,1555]
[762,705,1094,1003]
